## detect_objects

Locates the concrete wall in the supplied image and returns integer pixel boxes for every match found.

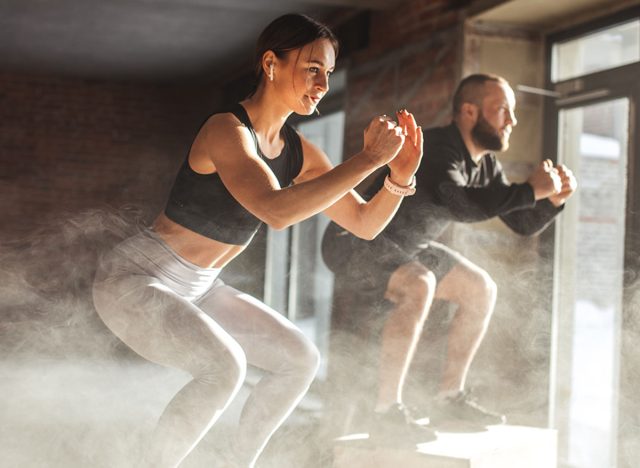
[450,21,552,425]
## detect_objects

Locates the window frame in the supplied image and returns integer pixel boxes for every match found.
[543,6,640,468]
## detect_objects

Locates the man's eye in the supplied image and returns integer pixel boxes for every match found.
[309,67,319,73]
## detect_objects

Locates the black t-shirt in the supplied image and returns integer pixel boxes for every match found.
[324,122,562,263]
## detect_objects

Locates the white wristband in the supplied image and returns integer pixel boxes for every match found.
[383,175,416,196]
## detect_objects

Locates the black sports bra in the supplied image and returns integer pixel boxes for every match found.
[164,104,304,245]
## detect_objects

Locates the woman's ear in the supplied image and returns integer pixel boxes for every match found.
[262,50,277,81]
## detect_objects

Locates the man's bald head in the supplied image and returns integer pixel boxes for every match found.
[452,74,509,116]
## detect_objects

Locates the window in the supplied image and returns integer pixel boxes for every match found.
[546,9,640,468]
[551,19,639,82]
[552,98,629,468]
[263,109,346,380]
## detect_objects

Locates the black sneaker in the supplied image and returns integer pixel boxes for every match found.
[429,390,506,430]
[369,403,437,446]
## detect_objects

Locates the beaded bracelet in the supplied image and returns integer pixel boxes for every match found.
[383,175,416,196]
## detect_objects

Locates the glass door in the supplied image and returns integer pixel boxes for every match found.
[551,98,630,468]
[289,110,345,379]
[546,11,640,467]
[262,110,346,380]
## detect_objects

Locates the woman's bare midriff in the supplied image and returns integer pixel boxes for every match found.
[152,213,248,269]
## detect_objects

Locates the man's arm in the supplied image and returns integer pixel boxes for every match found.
[499,197,562,236]
[425,148,537,223]
[498,161,576,236]
[423,142,566,236]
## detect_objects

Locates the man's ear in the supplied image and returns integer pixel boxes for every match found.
[461,102,479,123]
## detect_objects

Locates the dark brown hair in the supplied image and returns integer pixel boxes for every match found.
[452,73,508,115]
[253,13,339,81]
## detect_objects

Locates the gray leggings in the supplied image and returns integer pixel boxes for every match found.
[92,229,320,468]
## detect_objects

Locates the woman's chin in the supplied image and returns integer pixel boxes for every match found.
[295,105,316,116]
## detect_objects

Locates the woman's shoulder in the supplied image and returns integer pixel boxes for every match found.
[203,111,243,129]
[189,111,256,168]
[199,111,249,144]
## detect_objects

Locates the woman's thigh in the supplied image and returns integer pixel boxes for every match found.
[195,283,319,373]
[93,274,244,376]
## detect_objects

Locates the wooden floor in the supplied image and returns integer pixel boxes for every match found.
[334,425,557,468]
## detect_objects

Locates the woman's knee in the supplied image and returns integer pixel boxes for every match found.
[304,341,321,376]
[283,332,321,380]
[223,341,248,384]
[195,336,247,391]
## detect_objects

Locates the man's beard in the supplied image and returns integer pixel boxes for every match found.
[471,113,508,152]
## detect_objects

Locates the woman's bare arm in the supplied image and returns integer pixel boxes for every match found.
[202,112,406,230]
[296,110,423,239]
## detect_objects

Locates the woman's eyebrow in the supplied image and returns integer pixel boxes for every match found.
[307,59,334,69]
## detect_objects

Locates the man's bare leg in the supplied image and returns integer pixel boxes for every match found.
[434,261,497,394]
[369,261,438,442]
[429,260,504,426]
[375,261,436,411]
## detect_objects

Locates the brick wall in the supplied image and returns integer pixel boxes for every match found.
[0,72,269,357]
[0,70,267,297]
[331,0,561,426]
[343,0,464,160]
[0,72,210,236]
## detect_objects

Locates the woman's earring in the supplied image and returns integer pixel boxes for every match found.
[269,64,274,82]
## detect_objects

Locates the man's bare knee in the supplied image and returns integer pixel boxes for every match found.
[483,272,497,302]
[470,268,497,305]
[437,263,496,309]
[385,261,436,308]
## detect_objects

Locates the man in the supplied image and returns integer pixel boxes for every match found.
[322,74,577,440]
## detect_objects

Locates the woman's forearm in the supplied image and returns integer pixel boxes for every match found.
[342,177,410,240]
[260,150,381,229]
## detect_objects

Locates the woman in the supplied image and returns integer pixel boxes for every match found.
[93,13,422,468]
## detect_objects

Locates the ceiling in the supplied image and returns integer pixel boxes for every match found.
[474,0,640,31]
[0,0,397,83]
[2,0,637,83]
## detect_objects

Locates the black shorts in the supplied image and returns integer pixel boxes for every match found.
[322,225,465,303]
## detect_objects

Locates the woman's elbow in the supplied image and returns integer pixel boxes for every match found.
[263,208,299,231]
[350,226,380,241]
[265,216,291,231]
[360,232,378,241]
[347,214,384,240]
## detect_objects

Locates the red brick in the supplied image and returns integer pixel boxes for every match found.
[0,72,210,236]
